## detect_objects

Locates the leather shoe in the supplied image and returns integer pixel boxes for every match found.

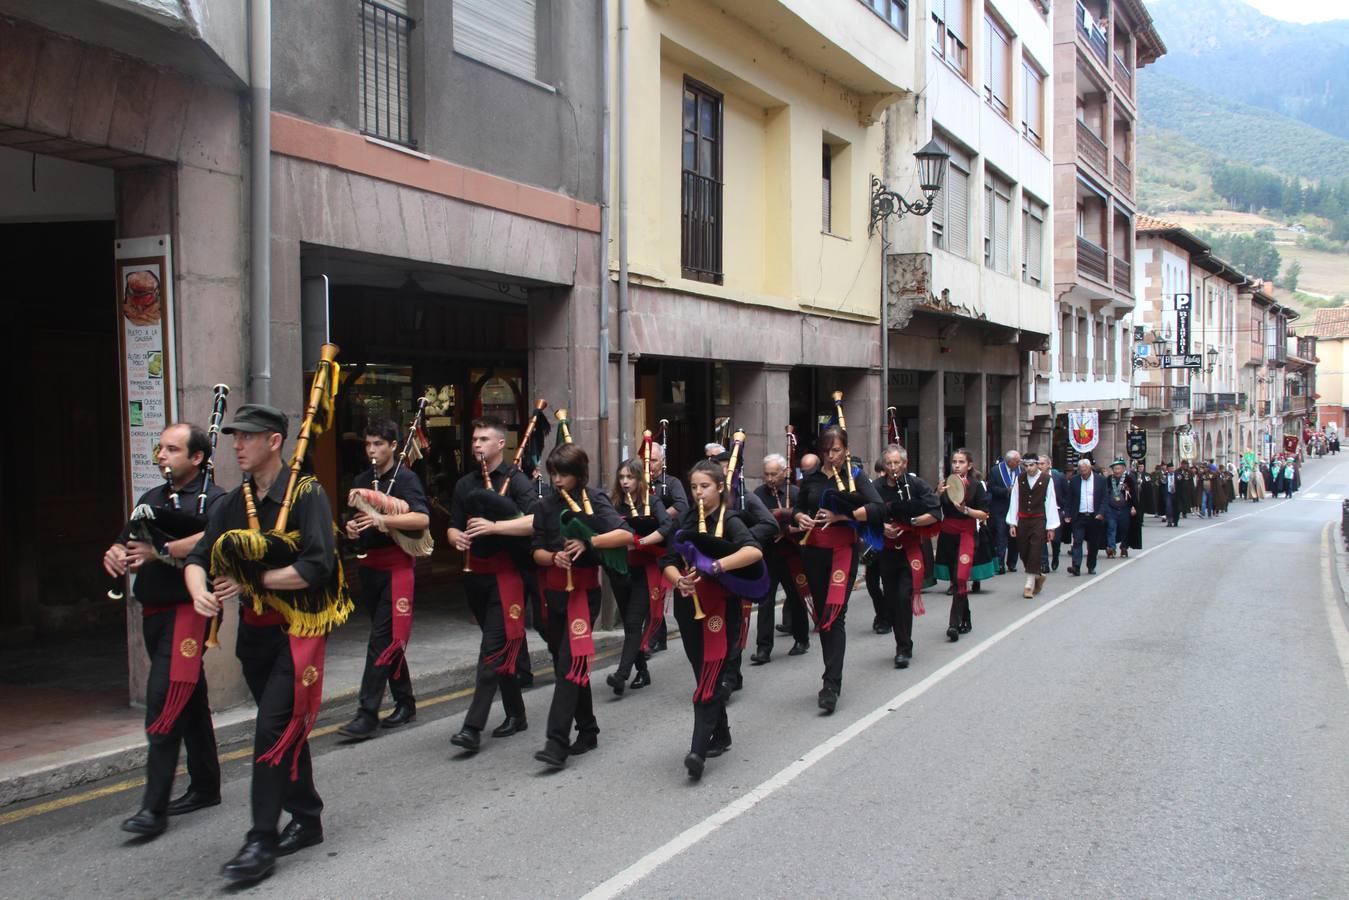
[946,626,959,642]
[381,704,416,728]
[165,790,220,817]
[534,741,568,770]
[704,731,732,758]
[450,727,481,752]
[606,672,627,695]
[491,716,527,738]
[788,641,809,656]
[337,714,378,741]
[648,638,667,653]
[894,653,911,669]
[1087,568,1096,575]
[120,809,167,837]
[874,622,893,635]
[750,649,771,665]
[1066,566,1080,576]
[774,624,791,635]
[276,819,324,856]
[568,731,599,755]
[629,669,652,689]
[221,839,275,882]
[1051,558,1060,570]
[684,752,705,780]
[817,687,838,714]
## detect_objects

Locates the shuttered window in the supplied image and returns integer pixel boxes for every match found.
[822,144,833,234]
[360,0,414,147]
[1022,57,1044,148]
[1022,194,1045,286]
[931,0,970,78]
[454,0,539,83]
[984,171,1011,275]
[984,13,1011,120]
[931,133,970,258]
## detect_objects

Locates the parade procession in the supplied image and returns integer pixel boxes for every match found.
[6,0,1349,896]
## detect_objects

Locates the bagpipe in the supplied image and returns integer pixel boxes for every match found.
[559,486,629,577]
[349,396,435,559]
[624,430,660,539]
[460,399,551,568]
[805,390,884,553]
[209,343,354,638]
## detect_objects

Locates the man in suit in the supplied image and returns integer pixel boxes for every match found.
[1063,458,1107,576]
[1162,461,1181,527]
[987,451,1021,574]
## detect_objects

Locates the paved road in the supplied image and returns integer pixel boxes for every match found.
[4,457,1349,899]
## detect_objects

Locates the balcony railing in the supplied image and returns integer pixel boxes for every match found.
[1077,236,1108,283]
[1194,393,1218,415]
[1113,255,1131,293]
[1114,53,1133,96]
[1078,1,1109,64]
[1281,396,1292,413]
[1216,392,1239,411]
[681,170,723,283]
[360,0,416,147]
[1078,120,1109,174]
[1113,157,1133,194]
[1133,384,1190,411]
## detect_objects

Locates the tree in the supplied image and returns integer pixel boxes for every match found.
[1282,259,1302,292]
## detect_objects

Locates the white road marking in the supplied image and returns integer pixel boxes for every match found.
[580,496,1296,899]
[1304,492,1321,499]
[1328,493,1342,501]
[1319,523,1349,697]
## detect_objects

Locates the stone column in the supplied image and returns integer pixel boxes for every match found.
[919,369,945,484]
[839,368,880,471]
[730,364,768,491]
[1000,373,1022,455]
[964,373,989,471]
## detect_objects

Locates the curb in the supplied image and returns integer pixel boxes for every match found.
[0,631,626,809]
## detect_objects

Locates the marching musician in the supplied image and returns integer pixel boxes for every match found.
[661,460,764,779]
[646,441,688,653]
[750,453,810,663]
[1005,449,1060,599]
[531,443,633,769]
[336,419,429,741]
[606,459,674,695]
[186,405,338,881]
[794,425,883,714]
[448,417,540,753]
[876,445,941,669]
[103,422,224,838]
[935,448,995,641]
[715,445,777,693]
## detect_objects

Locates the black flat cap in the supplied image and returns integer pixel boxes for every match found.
[222,403,289,439]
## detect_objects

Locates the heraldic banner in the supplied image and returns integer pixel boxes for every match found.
[1068,410,1100,454]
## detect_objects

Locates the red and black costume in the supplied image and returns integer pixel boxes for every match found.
[876,472,942,661]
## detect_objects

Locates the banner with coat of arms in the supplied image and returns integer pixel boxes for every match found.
[1067,410,1100,453]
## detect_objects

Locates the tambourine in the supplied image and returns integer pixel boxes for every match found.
[944,473,966,507]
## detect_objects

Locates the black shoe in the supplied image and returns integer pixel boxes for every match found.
[1120,547,1128,558]
[729,674,744,693]
[1087,568,1096,575]
[705,731,732,758]
[996,562,1007,574]
[945,585,955,596]
[165,790,220,817]
[774,624,791,635]
[1051,558,1060,570]
[1066,566,1080,576]
[276,819,324,856]
[337,714,378,741]
[120,809,167,837]
[606,672,627,695]
[788,641,809,656]
[875,622,893,635]
[381,704,416,728]
[958,622,971,635]
[516,672,535,688]
[818,687,838,714]
[568,731,599,756]
[629,669,652,689]
[450,727,482,752]
[894,653,911,669]
[684,752,705,780]
[649,638,668,653]
[221,839,275,882]
[1007,564,1018,573]
[750,649,771,665]
[491,716,527,738]
[535,741,568,770]
[946,627,959,642]
[971,581,982,594]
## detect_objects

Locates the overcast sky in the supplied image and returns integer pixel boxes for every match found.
[1235,0,1347,23]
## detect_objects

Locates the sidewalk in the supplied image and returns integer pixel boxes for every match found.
[0,602,625,808]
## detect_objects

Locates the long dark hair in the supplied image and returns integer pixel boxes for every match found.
[952,446,982,481]
[611,458,649,511]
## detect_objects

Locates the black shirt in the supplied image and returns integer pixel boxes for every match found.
[651,472,690,519]
[531,488,629,568]
[796,466,884,524]
[349,463,430,551]
[119,470,226,605]
[876,472,942,524]
[187,469,337,590]
[939,476,988,519]
[730,484,780,547]
[448,460,539,562]
[659,504,760,572]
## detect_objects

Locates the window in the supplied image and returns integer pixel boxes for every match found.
[454,0,541,84]
[681,78,723,284]
[932,0,970,78]
[822,144,833,234]
[1060,311,1073,371]
[360,0,415,147]
[984,170,1011,275]
[931,133,971,257]
[1022,194,1046,287]
[1022,57,1045,148]
[983,13,1012,120]
[860,0,908,34]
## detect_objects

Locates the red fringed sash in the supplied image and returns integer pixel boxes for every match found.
[144,605,210,735]
[541,566,600,685]
[256,634,326,781]
[804,524,855,632]
[942,517,977,594]
[736,599,753,650]
[362,547,415,677]
[887,523,938,617]
[470,551,528,675]
[630,544,668,653]
[692,581,730,702]
[780,543,816,627]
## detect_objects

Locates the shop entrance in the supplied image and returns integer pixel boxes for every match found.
[635,357,717,479]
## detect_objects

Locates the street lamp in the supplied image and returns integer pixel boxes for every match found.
[1205,347,1219,374]
[872,139,951,458]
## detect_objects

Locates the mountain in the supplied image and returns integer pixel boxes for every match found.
[1144,0,1349,140]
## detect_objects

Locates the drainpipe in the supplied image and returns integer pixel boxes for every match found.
[597,0,612,476]
[616,0,631,460]
[248,0,272,405]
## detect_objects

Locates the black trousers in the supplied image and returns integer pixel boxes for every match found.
[237,622,323,846]
[608,571,651,681]
[756,547,809,651]
[673,593,737,755]
[542,584,601,749]
[878,549,914,656]
[463,573,529,731]
[948,589,970,630]
[356,566,415,718]
[801,544,858,693]
[141,610,220,815]
[865,560,888,626]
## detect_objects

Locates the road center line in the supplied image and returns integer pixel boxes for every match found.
[581,488,1301,899]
